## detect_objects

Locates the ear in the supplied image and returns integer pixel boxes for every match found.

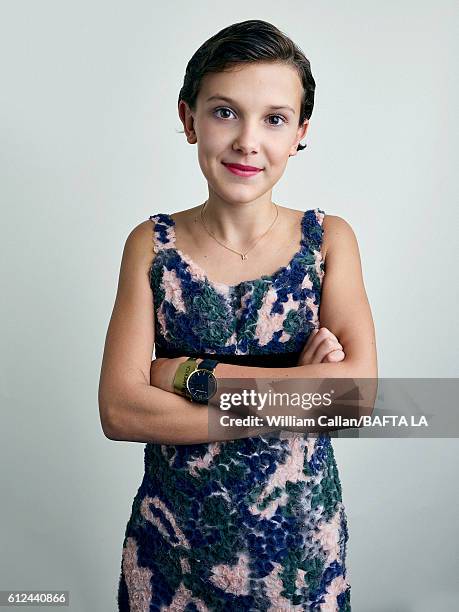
[289,119,309,157]
[178,100,198,144]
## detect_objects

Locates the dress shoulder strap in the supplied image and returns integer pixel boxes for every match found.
[148,213,176,254]
[149,208,325,255]
[300,207,325,254]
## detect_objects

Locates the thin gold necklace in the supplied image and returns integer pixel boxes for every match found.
[199,200,279,261]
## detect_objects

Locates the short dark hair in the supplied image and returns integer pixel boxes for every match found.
[178,19,316,152]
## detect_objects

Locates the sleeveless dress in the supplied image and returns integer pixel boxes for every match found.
[117,208,351,611]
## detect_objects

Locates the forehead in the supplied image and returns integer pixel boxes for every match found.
[197,62,303,110]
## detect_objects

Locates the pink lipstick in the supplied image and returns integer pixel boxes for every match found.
[222,162,263,177]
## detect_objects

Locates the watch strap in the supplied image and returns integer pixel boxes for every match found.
[173,357,198,397]
[197,358,219,372]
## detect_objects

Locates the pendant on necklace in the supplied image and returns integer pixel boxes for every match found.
[241,253,247,260]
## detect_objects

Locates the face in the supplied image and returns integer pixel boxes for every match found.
[178,61,309,205]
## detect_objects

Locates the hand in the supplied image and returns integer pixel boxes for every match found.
[150,356,190,393]
[297,327,345,366]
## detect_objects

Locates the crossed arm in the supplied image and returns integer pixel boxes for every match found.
[98,216,377,445]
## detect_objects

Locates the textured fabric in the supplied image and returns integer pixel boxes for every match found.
[117,208,351,611]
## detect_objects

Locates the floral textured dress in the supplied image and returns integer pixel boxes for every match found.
[117,208,351,611]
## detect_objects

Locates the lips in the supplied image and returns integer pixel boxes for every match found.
[223,162,263,171]
[222,162,264,177]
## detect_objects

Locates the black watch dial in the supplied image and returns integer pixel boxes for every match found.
[187,370,217,402]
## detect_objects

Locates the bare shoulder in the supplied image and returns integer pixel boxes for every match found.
[123,219,156,276]
[321,214,359,263]
[128,218,155,242]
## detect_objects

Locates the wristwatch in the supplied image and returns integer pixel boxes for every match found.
[173,357,219,404]
[173,357,198,397]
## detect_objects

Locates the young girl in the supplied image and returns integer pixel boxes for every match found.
[99,19,377,611]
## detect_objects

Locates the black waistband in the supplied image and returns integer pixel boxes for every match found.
[155,346,301,368]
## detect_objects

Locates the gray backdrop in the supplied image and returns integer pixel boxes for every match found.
[1,1,458,610]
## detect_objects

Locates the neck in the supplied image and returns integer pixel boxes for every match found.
[200,195,279,246]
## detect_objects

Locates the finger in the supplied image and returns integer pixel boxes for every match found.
[301,327,329,357]
[302,327,340,361]
[321,349,345,363]
[310,337,344,364]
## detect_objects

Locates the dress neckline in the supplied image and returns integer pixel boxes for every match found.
[163,209,312,291]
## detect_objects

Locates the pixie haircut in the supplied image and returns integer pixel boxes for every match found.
[178,19,316,153]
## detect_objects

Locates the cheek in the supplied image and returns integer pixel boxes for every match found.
[196,120,223,150]
[265,130,296,158]
[266,145,292,169]
[266,153,291,181]
[196,145,216,181]
[196,132,223,170]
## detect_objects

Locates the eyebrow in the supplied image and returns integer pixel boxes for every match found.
[205,95,296,114]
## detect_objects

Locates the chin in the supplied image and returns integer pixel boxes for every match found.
[218,187,264,204]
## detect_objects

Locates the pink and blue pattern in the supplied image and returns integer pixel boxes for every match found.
[117,208,351,611]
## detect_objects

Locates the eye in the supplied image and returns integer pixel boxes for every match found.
[213,107,288,127]
[213,107,236,120]
[268,114,287,126]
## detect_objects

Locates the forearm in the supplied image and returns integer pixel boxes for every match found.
[108,359,376,445]
[106,382,282,445]
[215,358,368,380]
[214,358,378,422]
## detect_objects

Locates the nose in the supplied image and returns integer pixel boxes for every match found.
[232,120,260,155]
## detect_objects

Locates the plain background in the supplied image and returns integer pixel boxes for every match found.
[1,1,458,610]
